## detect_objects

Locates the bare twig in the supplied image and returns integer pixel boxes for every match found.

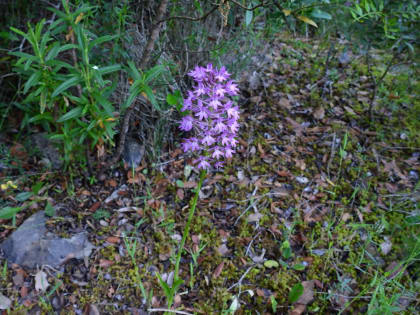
[156,2,221,24]
[230,0,271,10]
[227,264,256,291]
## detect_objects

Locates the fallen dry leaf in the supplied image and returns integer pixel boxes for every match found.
[213,261,225,279]
[296,280,314,305]
[313,106,325,119]
[34,270,49,292]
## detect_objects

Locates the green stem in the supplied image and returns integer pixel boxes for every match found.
[173,169,206,288]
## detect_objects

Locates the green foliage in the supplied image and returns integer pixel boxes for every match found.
[8,0,163,167]
[289,282,304,303]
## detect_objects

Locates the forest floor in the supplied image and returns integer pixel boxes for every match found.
[0,35,419,314]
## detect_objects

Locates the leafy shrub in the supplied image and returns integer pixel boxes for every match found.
[9,0,163,167]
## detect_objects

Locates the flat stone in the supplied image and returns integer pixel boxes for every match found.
[0,212,94,270]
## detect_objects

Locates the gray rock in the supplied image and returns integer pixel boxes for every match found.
[31,133,63,169]
[0,212,94,270]
[0,293,11,310]
[123,138,145,168]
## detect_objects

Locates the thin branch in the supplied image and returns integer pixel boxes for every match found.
[156,2,221,24]
[140,0,170,69]
[230,0,271,10]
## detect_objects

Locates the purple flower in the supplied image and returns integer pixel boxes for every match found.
[180,116,193,131]
[215,66,230,82]
[227,106,240,120]
[208,98,221,110]
[188,66,206,81]
[212,146,224,159]
[225,80,239,95]
[197,158,210,170]
[178,64,240,170]
[202,133,215,146]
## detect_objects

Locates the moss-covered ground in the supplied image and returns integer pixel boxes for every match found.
[0,36,419,314]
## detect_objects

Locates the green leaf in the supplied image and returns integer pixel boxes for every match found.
[45,202,55,217]
[89,35,118,50]
[10,26,28,39]
[46,43,78,61]
[98,64,121,75]
[127,61,141,80]
[143,85,160,111]
[156,273,172,298]
[167,93,178,105]
[245,4,253,26]
[264,260,279,268]
[28,112,54,123]
[356,4,363,16]
[281,240,293,259]
[15,192,33,202]
[52,76,81,98]
[144,65,165,84]
[9,51,38,62]
[270,296,278,313]
[292,263,306,271]
[40,90,48,114]
[176,180,184,188]
[31,182,44,195]
[0,206,23,220]
[57,106,83,122]
[23,71,42,94]
[289,283,304,303]
[311,9,332,20]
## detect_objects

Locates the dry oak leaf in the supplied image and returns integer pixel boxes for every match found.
[296,280,315,305]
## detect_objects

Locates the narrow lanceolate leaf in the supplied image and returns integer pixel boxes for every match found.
[46,43,78,61]
[57,106,83,122]
[40,90,47,114]
[127,61,141,80]
[88,35,118,50]
[144,64,165,84]
[297,15,318,28]
[98,64,121,75]
[311,9,332,20]
[143,85,160,111]
[52,76,81,98]
[245,3,253,26]
[24,71,42,94]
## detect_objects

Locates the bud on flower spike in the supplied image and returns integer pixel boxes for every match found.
[179,64,240,170]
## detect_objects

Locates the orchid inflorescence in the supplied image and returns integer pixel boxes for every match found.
[179,64,240,170]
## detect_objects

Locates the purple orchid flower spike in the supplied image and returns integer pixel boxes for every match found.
[179,64,240,170]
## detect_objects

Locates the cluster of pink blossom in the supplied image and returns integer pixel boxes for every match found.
[179,64,240,170]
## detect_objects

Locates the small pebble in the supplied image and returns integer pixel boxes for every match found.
[400,133,407,140]
[312,249,326,256]
[409,170,419,181]
[303,186,312,193]
[296,176,309,184]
